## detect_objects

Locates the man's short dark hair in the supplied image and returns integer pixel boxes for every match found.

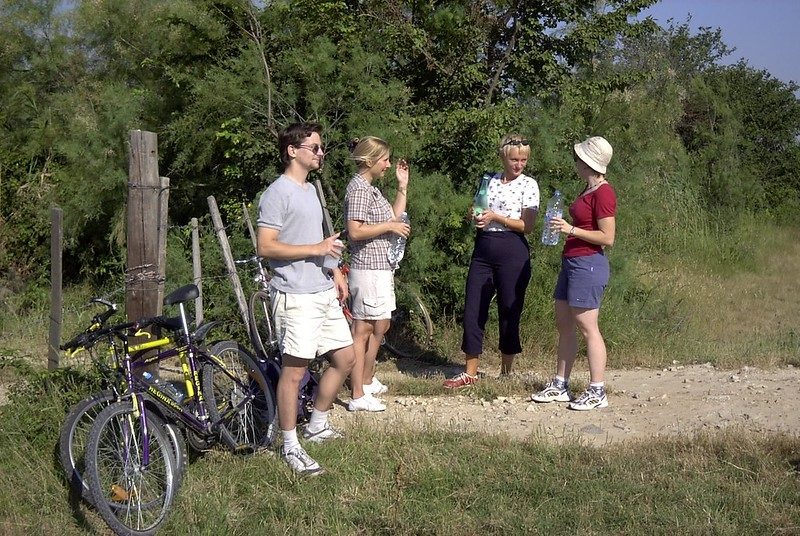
[278,122,324,168]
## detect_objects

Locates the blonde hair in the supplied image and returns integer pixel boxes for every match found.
[498,133,531,158]
[349,136,391,167]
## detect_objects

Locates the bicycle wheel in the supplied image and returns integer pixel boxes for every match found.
[60,390,188,504]
[204,341,277,452]
[382,289,434,359]
[248,290,276,360]
[85,400,177,536]
[59,390,116,502]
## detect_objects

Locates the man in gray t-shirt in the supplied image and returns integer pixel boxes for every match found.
[256,122,355,476]
[257,174,333,294]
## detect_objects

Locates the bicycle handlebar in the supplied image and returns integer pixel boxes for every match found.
[87,297,118,327]
[60,315,179,352]
[234,256,261,265]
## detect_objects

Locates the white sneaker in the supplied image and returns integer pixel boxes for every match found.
[568,387,609,411]
[347,393,386,412]
[530,380,571,403]
[302,421,344,443]
[280,445,324,476]
[364,377,388,396]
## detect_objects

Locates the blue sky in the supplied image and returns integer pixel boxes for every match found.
[638,0,800,88]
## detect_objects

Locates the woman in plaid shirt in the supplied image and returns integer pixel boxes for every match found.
[343,136,411,412]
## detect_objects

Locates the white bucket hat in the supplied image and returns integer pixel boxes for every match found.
[573,136,613,174]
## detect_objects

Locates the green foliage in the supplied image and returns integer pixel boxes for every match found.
[1,0,799,365]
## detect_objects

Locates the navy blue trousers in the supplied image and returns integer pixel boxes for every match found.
[461,231,532,355]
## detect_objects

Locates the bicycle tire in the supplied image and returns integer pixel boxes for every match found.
[59,390,187,505]
[382,289,434,359]
[248,290,276,360]
[85,400,177,536]
[204,341,278,452]
[59,390,115,502]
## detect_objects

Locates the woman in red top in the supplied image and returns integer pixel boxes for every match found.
[531,136,617,411]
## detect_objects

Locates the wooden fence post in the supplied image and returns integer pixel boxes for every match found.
[208,196,250,333]
[127,130,164,377]
[190,217,203,325]
[242,202,258,253]
[48,206,63,371]
[126,130,163,323]
[156,176,170,307]
[313,178,334,236]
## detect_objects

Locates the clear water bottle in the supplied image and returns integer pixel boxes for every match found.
[472,173,492,218]
[387,212,410,268]
[142,371,185,403]
[165,382,186,404]
[540,189,564,246]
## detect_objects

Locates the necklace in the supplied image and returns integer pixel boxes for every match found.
[582,178,606,195]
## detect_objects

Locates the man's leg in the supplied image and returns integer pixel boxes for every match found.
[277,354,325,475]
[302,344,356,440]
[277,355,309,446]
[318,344,356,408]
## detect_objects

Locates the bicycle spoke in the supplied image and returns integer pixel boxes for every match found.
[87,401,176,534]
[204,341,277,452]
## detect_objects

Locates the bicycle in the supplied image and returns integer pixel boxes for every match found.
[59,298,205,504]
[66,284,275,535]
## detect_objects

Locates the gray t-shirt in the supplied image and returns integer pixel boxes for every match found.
[257,175,333,294]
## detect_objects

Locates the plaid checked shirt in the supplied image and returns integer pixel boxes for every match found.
[344,174,394,270]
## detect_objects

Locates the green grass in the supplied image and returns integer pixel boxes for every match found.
[0,365,798,535]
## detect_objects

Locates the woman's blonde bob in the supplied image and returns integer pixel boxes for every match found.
[349,136,391,167]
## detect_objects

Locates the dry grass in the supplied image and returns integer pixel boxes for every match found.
[636,232,800,368]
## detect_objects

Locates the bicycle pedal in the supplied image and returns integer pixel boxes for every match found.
[233,444,256,455]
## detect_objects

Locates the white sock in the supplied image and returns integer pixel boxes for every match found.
[590,381,605,390]
[282,428,300,452]
[307,408,329,432]
[555,375,568,385]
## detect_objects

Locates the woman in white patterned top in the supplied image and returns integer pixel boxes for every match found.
[443,134,540,389]
[343,136,410,411]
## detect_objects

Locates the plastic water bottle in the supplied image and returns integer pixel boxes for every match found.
[164,382,186,404]
[387,212,410,268]
[142,371,185,403]
[540,189,564,246]
[472,173,492,218]
[323,239,344,270]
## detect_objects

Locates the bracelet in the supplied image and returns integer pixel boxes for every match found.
[397,188,407,195]
[569,226,575,236]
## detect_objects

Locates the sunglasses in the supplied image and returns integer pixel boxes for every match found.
[502,139,530,148]
[295,143,326,155]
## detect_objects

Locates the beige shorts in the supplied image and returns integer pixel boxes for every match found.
[348,268,396,320]
[270,287,353,359]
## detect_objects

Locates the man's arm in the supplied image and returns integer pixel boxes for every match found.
[257,227,342,260]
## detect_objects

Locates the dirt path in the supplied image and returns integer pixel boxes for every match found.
[331,363,800,445]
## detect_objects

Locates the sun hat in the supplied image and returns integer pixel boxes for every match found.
[573,136,613,174]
